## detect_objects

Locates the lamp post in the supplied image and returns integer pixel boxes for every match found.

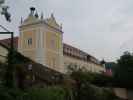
[0,32,14,50]
[0,24,14,50]
[0,24,14,88]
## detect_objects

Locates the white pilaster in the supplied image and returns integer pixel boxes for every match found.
[18,31,23,54]
[59,33,64,73]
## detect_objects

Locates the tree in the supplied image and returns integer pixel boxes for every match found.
[3,49,15,88]
[0,0,11,22]
[114,51,133,88]
[69,66,118,100]
[0,0,4,5]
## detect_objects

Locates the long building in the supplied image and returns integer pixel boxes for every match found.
[0,7,105,73]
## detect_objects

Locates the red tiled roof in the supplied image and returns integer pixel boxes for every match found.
[63,43,100,65]
[0,37,18,49]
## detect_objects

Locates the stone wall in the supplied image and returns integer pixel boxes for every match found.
[113,88,128,100]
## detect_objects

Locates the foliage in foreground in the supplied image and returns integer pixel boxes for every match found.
[0,86,69,100]
[70,70,119,100]
[0,84,120,100]
[0,51,123,100]
[0,62,119,100]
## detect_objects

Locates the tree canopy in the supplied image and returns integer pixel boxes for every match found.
[114,51,133,88]
[0,0,11,22]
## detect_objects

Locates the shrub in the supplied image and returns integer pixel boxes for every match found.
[70,70,119,100]
[24,86,68,100]
[0,86,24,100]
[0,85,71,100]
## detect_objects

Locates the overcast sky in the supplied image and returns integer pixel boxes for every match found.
[1,0,133,61]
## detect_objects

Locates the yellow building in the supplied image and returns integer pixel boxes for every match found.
[0,43,8,63]
[1,7,105,73]
[19,8,64,72]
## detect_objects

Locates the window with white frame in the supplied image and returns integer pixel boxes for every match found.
[27,38,32,45]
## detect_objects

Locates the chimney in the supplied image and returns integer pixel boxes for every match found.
[30,7,35,16]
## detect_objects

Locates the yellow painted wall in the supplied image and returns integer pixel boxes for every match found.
[0,46,8,63]
[20,30,36,61]
[22,30,36,49]
[45,32,61,69]
[46,50,59,70]
[22,50,36,61]
[46,32,60,52]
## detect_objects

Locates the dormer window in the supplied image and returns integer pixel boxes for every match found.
[27,38,32,45]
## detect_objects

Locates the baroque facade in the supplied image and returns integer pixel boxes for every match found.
[0,8,105,73]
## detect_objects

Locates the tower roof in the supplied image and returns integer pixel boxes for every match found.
[20,7,40,26]
[45,13,62,30]
[20,7,62,31]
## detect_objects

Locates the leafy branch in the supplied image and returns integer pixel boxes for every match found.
[0,0,11,22]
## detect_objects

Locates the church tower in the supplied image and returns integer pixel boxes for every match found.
[18,7,64,72]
